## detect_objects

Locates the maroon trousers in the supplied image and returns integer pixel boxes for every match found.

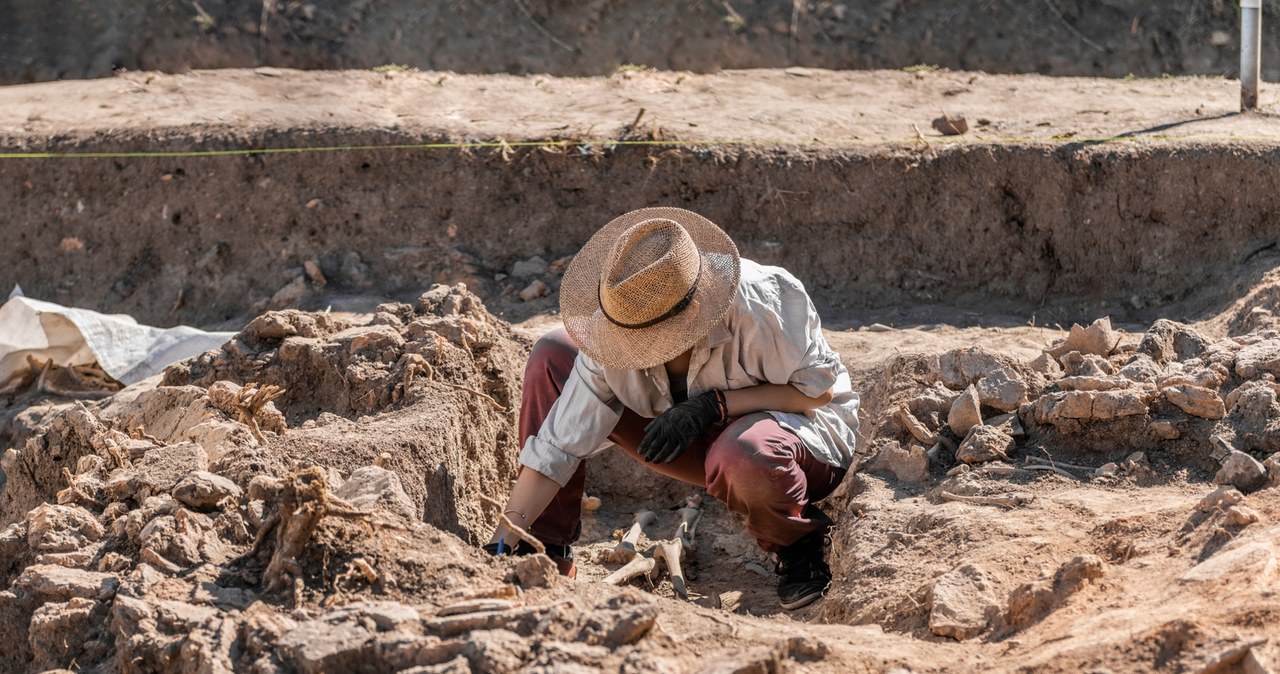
[523,329,846,553]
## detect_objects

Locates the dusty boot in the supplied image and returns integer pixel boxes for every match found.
[775,530,831,610]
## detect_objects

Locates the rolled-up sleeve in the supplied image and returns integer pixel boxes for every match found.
[740,272,840,398]
[518,353,623,486]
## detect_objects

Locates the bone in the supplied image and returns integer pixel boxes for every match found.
[676,504,702,551]
[602,551,656,586]
[938,490,1033,508]
[654,539,689,600]
[581,495,602,511]
[601,510,657,563]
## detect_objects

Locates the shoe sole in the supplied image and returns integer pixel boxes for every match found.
[779,587,825,611]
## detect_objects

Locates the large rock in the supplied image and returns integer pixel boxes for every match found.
[865,441,930,483]
[948,385,983,437]
[930,348,1010,390]
[26,504,103,553]
[14,565,119,601]
[173,471,243,511]
[975,368,1027,412]
[334,466,417,520]
[1236,340,1280,379]
[1163,384,1226,420]
[1046,317,1118,359]
[929,563,1003,640]
[1029,389,1150,424]
[1137,319,1210,364]
[107,442,210,502]
[956,426,1014,464]
[1215,450,1268,493]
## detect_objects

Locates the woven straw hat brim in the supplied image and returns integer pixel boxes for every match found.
[561,207,741,371]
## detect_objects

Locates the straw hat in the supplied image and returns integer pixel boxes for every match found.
[560,207,741,371]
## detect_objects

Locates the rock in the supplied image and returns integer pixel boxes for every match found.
[324,600,421,631]
[1006,555,1103,629]
[1137,319,1211,364]
[518,279,548,302]
[278,618,377,674]
[462,628,530,672]
[931,114,968,135]
[1235,339,1280,379]
[577,592,657,647]
[27,504,103,552]
[910,382,962,420]
[1226,505,1262,526]
[109,442,209,501]
[1117,355,1162,383]
[1265,454,1280,489]
[1027,353,1061,379]
[28,597,96,670]
[1047,317,1118,359]
[1093,462,1119,478]
[1215,450,1268,492]
[173,471,243,511]
[928,563,1002,640]
[336,325,406,360]
[1057,375,1132,391]
[513,554,558,588]
[1060,352,1115,377]
[948,385,983,436]
[955,426,1014,464]
[866,440,930,483]
[339,251,373,288]
[1225,380,1278,419]
[931,347,1010,390]
[1150,420,1181,440]
[985,412,1025,437]
[268,276,308,310]
[334,466,417,520]
[14,565,119,601]
[1056,554,1104,587]
[975,368,1027,412]
[510,256,549,278]
[1029,389,1150,424]
[1163,384,1226,419]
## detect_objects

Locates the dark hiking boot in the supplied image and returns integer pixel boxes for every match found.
[775,530,831,610]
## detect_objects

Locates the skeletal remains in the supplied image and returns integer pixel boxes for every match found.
[601,495,704,599]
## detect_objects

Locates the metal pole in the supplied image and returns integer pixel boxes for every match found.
[1242,0,1262,110]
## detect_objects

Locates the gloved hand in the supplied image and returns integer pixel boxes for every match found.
[639,390,727,464]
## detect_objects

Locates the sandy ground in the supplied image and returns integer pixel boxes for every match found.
[3,68,1279,147]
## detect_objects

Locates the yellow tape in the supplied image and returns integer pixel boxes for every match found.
[0,133,1277,159]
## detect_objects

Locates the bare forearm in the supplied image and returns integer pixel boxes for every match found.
[724,383,833,417]
[488,466,561,547]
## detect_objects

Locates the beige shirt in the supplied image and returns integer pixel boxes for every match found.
[521,259,860,487]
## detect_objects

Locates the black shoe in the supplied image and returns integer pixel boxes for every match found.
[776,530,832,610]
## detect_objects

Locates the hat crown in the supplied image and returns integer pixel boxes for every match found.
[599,219,701,328]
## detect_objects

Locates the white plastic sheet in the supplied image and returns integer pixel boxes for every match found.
[0,289,235,388]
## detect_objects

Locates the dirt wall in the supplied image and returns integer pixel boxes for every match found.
[4,134,1280,330]
[3,0,1279,84]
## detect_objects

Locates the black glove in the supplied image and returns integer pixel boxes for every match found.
[639,390,727,464]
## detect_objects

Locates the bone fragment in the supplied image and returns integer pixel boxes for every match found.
[602,510,656,563]
[676,505,702,551]
[1021,464,1082,480]
[895,403,939,445]
[581,495,602,511]
[602,552,656,586]
[655,539,689,600]
[938,490,1033,509]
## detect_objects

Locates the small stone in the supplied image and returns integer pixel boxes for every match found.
[1060,352,1115,377]
[1137,319,1210,364]
[1163,384,1226,420]
[173,471,243,511]
[1214,450,1268,493]
[510,256,549,278]
[1192,485,1244,511]
[268,276,308,310]
[948,385,983,437]
[1047,317,1118,359]
[1093,463,1119,478]
[304,259,327,287]
[513,554,558,588]
[1225,505,1261,527]
[956,425,1014,464]
[931,114,968,135]
[334,466,416,521]
[1028,353,1062,377]
[518,279,548,302]
[976,368,1027,412]
[1118,355,1162,383]
[866,440,930,483]
[929,563,1003,640]
[985,413,1025,437]
[1150,420,1181,440]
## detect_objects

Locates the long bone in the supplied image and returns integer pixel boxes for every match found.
[657,495,703,600]
[601,510,657,563]
[602,547,657,586]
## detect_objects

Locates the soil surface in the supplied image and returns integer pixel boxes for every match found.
[4,67,1280,673]
[5,0,1280,84]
